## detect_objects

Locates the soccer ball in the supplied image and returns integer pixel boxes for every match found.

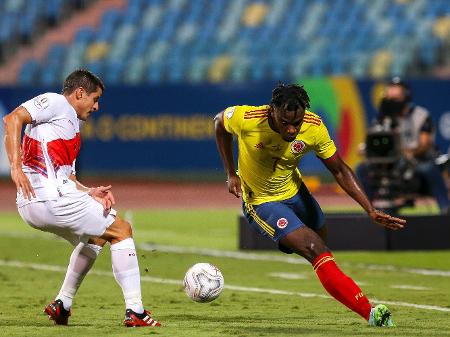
[183,263,224,303]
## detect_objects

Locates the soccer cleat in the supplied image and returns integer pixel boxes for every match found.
[43,299,71,325]
[368,304,395,327]
[123,309,161,327]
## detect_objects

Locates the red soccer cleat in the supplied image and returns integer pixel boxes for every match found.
[123,309,161,327]
[43,299,71,325]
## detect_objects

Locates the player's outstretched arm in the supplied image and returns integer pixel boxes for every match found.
[3,107,36,200]
[321,153,405,230]
[214,111,242,198]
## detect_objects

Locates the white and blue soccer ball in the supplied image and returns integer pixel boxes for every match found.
[183,263,224,303]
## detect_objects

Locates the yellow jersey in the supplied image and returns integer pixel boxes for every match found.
[223,104,337,205]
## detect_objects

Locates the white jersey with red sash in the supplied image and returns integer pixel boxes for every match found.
[18,93,81,206]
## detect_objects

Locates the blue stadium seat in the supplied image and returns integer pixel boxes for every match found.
[19,59,40,85]
[39,44,67,86]
[104,61,125,85]
[10,0,450,84]
[75,27,94,44]
[85,61,105,79]
[46,0,65,25]
[96,9,122,42]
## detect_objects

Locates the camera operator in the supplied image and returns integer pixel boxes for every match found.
[356,78,450,215]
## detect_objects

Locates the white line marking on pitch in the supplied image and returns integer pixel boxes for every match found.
[139,243,310,265]
[390,285,432,291]
[360,264,450,277]
[139,243,450,277]
[2,233,450,278]
[268,272,308,280]
[1,259,449,313]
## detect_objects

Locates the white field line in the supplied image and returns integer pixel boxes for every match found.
[140,243,450,277]
[1,259,450,313]
[268,272,308,280]
[139,243,310,265]
[390,285,432,291]
[2,232,450,278]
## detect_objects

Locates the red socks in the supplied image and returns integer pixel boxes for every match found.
[312,252,371,320]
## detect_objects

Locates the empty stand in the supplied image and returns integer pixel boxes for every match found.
[2,0,449,85]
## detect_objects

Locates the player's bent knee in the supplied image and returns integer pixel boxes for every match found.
[118,218,133,238]
[101,217,133,243]
[88,237,107,247]
[280,227,329,262]
[304,242,328,261]
[290,243,328,262]
[81,243,103,259]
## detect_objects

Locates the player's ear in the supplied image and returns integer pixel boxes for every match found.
[75,87,85,100]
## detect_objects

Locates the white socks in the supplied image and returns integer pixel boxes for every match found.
[110,238,144,314]
[56,238,144,314]
[56,243,102,310]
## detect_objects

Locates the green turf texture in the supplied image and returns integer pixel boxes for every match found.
[0,209,449,337]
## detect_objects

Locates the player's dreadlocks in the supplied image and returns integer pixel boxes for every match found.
[271,83,311,112]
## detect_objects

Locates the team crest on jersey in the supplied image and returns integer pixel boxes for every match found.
[290,140,305,154]
[225,107,235,119]
[277,218,288,229]
[34,95,49,110]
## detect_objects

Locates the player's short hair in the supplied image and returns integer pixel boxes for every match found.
[62,69,105,95]
[271,83,311,111]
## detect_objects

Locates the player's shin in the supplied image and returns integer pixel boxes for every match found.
[57,243,102,310]
[312,252,371,320]
[110,238,144,314]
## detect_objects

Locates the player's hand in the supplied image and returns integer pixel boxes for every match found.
[226,175,242,198]
[89,185,115,213]
[11,166,35,200]
[368,209,406,230]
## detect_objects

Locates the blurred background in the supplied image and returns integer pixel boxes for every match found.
[0,0,449,184]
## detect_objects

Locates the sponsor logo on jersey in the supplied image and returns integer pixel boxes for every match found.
[290,140,305,154]
[277,218,288,229]
[225,107,235,119]
[34,95,49,110]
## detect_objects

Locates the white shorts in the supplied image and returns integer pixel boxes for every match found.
[18,189,116,245]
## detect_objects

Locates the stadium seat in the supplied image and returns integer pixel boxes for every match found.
[18,59,40,85]
[7,0,450,84]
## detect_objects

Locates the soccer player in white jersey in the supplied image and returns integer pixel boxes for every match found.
[3,69,160,327]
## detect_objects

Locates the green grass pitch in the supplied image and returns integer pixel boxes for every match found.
[0,209,449,337]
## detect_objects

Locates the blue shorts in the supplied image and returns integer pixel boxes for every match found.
[243,183,325,242]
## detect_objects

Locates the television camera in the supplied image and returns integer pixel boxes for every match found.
[364,122,421,213]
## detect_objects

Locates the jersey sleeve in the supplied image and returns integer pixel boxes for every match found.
[314,121,337,159]
[21,93,58,124]
[223,106,244,135]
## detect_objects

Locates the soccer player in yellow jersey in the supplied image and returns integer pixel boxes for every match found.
[214,83,406,327]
